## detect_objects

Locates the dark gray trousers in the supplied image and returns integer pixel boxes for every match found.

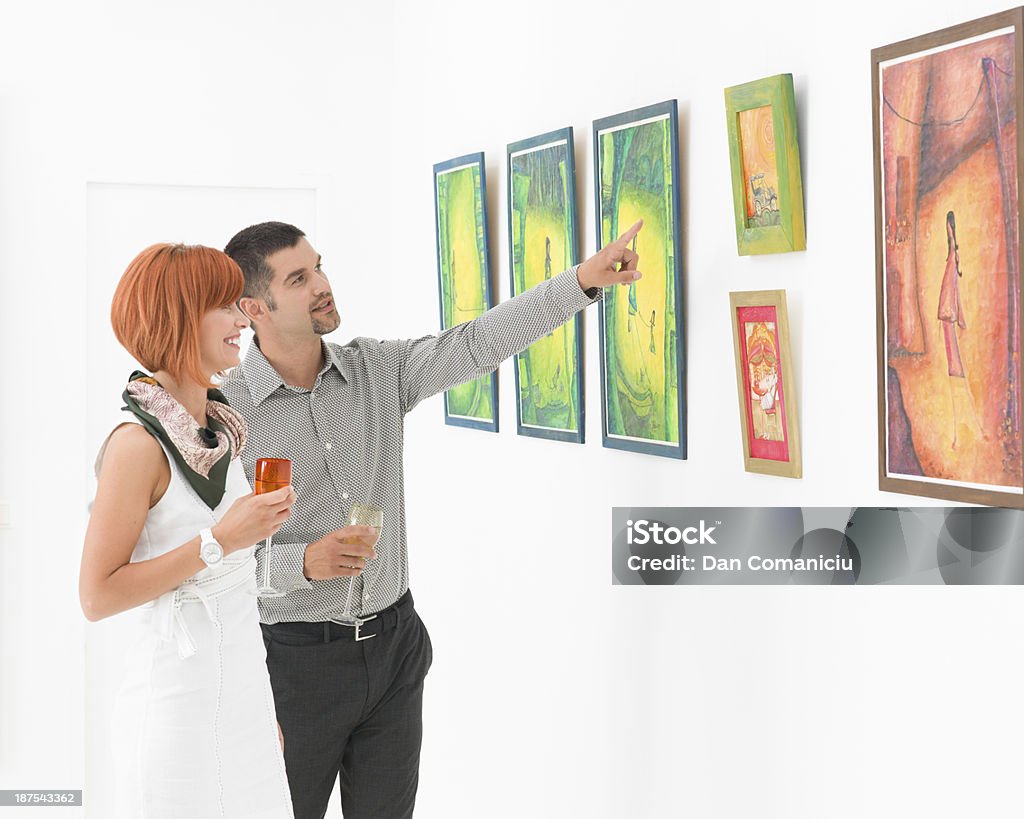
[262,592,433,819]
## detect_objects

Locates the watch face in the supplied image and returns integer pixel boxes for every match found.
[201,541,223,564]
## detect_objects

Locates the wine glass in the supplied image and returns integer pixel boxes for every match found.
[254,457,292,597]
[339,502,383,620]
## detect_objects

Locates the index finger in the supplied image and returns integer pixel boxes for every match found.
[614,219,643,246]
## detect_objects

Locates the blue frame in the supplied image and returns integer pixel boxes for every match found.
[506,127,585,444]
[592,100,687,459]
[432,152,499,433]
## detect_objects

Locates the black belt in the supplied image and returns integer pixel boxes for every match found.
[263,590,413,644]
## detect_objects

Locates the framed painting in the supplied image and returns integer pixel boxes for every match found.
[873,9,1024,507]
[433,152,499,432]
[593,100,686,459]
[724,73,806,255]
[507,127,584,443]
[729,290,801,478]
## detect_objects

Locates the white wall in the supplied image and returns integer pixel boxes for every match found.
[2,1,1023,817]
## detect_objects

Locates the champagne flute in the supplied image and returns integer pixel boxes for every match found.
[340,502,383,620]
[254,457,292,597]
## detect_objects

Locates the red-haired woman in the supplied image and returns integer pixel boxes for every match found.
[80,244,296,817]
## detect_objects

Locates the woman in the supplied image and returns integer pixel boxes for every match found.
[80,244,296,817]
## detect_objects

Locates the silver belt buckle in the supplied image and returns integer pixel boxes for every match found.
[353,613,378,642]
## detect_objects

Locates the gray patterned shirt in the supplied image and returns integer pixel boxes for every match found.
[220,266,599,624]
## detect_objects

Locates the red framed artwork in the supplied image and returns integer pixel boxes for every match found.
[730,290,801,478]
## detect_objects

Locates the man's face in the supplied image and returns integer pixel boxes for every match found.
[262,237,340,337]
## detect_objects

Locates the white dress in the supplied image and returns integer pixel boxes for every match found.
[108,422,294,818]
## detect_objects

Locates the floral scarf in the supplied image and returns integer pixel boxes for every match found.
[121,371,247,509]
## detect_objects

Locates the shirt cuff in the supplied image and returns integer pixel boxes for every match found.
[558,264,603,307]
[267,542,314,592]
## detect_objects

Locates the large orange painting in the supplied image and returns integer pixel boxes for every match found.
[877,19,1023,505]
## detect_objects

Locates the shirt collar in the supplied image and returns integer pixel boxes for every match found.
[242,338,349,406]
[323,342,350,382]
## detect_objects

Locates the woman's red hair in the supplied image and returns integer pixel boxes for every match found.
[110,244,244,388]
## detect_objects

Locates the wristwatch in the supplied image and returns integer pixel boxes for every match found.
[199,527,224,567]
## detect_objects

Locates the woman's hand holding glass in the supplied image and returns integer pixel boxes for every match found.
[253,458,294,596]
[211,485,296,555]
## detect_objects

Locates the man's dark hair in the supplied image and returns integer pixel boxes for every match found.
[224,222,306,308]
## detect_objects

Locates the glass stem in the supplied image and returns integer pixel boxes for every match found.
[342,576,355,617]
[262,535,273,589]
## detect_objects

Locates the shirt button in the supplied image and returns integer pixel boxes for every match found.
[325,442,332,450]
[342,492,350,500]
[364,594,370,601]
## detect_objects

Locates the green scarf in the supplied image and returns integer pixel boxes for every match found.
[121,371,247,509]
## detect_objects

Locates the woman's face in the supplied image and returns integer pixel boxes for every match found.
[199,302,249,377]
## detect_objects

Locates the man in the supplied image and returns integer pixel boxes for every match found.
[221,219,642,818]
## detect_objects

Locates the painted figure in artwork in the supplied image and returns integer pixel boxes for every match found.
[937,210,966,379]
[626,234,639,334]
[937,209,987,449]
[747,321,783,442]
[624,235,657,356]
[758,368,780,440]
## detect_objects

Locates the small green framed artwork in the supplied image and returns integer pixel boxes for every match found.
[433,152,498,432]
[593,100,686,459]
[507,127,584,444]
[724,74,806,255]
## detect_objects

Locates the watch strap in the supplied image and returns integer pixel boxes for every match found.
[199,527,223,566]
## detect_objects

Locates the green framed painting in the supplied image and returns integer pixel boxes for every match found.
[507,127,584,444]
[724,74,806,255]
[593,100,686,459]
[433,152,498,432]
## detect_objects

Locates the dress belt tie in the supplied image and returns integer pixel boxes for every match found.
[150,555,256,659]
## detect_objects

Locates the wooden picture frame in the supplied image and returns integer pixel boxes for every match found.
[724,74,806,255]
[433,152,499,432]
[507,127,584,444]
[872,9,1024,507]
[729,290,801,478]
[592,100,687,459]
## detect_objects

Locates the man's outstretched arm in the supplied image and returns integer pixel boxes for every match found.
[395,220,644,414]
